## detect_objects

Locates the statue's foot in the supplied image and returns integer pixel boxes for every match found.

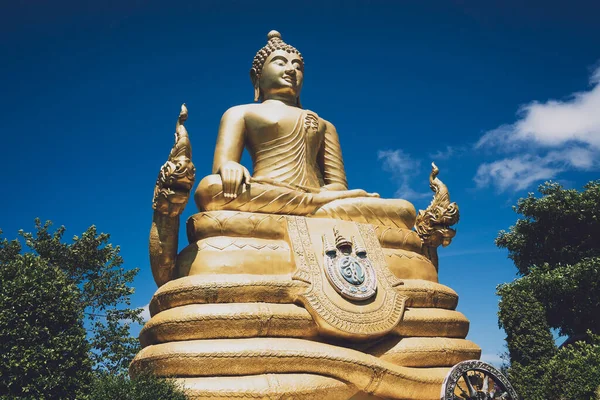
[314,189,378,204]
[312,197,417,230]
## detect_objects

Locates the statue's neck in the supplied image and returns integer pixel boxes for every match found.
[262,94,299,108]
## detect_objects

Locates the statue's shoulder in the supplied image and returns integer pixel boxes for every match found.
[317,115,337,132]
[303,108,329,127]
[222,103,270,119]
[221,104,253,119]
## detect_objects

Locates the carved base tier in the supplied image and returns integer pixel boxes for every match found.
[133,213,480,399]
[132,338,458,399]
[133,276,480,399]
[179,211,437,282]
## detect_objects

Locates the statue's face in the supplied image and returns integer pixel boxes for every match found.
[259,49,304,100]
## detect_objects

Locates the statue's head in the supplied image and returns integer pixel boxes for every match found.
[250,30,304,106]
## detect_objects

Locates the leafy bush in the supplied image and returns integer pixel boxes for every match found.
[19,219,143,374]
[0,221,189,399]
[90,373,187,400]
[543,335,600,400]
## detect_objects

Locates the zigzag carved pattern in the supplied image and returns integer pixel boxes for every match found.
[187,211,287,242]
[197,240,287,252]
[385,251,430,262]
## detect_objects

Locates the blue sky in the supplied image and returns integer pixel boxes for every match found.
[1,1,599,365]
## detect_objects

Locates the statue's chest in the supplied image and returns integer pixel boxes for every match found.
[246,110,323,151]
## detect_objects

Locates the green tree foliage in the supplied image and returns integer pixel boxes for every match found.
[1,221,189,399]
[18,219,143,374]
[543,334,600,400]
[0,239,92,398]
[90,373,187,400]
[497,181,600,400]
[497,284,555,400]
[496,181,600,276]
[0,220,148,400]
[497,284,556,365]
[514,258,600,337]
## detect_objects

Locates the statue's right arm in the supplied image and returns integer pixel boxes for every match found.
[212,106,250,198]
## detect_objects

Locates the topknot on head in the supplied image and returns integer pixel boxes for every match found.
[267,30,281,41]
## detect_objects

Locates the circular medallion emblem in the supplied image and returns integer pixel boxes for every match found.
[324,254,377,301]
[440,360,518,400]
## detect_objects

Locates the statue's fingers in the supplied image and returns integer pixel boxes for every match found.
[231,170,238,198]
[223,169,231,198]
[233,169,242,198]
[221,170,228,198]
[227,169,234,198]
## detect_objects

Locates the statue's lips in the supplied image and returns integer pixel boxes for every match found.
[282,76,295,84]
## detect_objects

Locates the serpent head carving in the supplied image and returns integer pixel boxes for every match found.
[415,163,460,248]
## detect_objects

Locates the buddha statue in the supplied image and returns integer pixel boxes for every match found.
[195,30,416,231]
[135,31,475,400]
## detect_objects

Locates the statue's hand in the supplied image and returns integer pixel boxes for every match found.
[218,160,251,199]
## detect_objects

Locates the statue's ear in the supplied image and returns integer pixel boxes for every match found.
[250,69,260,102]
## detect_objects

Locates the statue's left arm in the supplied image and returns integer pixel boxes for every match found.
[318,120,349,191]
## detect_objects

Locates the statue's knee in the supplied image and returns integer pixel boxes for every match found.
[398,199,416,219]
[398,199,417,227]
[194,174,224,211]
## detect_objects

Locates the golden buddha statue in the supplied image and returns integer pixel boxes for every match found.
[195,30,415,231]
[133,31,477,400]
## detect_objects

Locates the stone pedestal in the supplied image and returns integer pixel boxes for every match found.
[131,211,480,399]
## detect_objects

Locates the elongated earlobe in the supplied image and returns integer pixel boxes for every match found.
[250,69,261,102]
[254,85,261,102]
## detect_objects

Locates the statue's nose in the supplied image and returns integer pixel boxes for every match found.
[285,65,296,75]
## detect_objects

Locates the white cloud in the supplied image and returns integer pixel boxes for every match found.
[474,147,597,192]
[475,155,563,192]
[429,145,466,160]
[378,149,415,172]
[140,303,151,323]
[475,65,600,191]
[377,149,430,200]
